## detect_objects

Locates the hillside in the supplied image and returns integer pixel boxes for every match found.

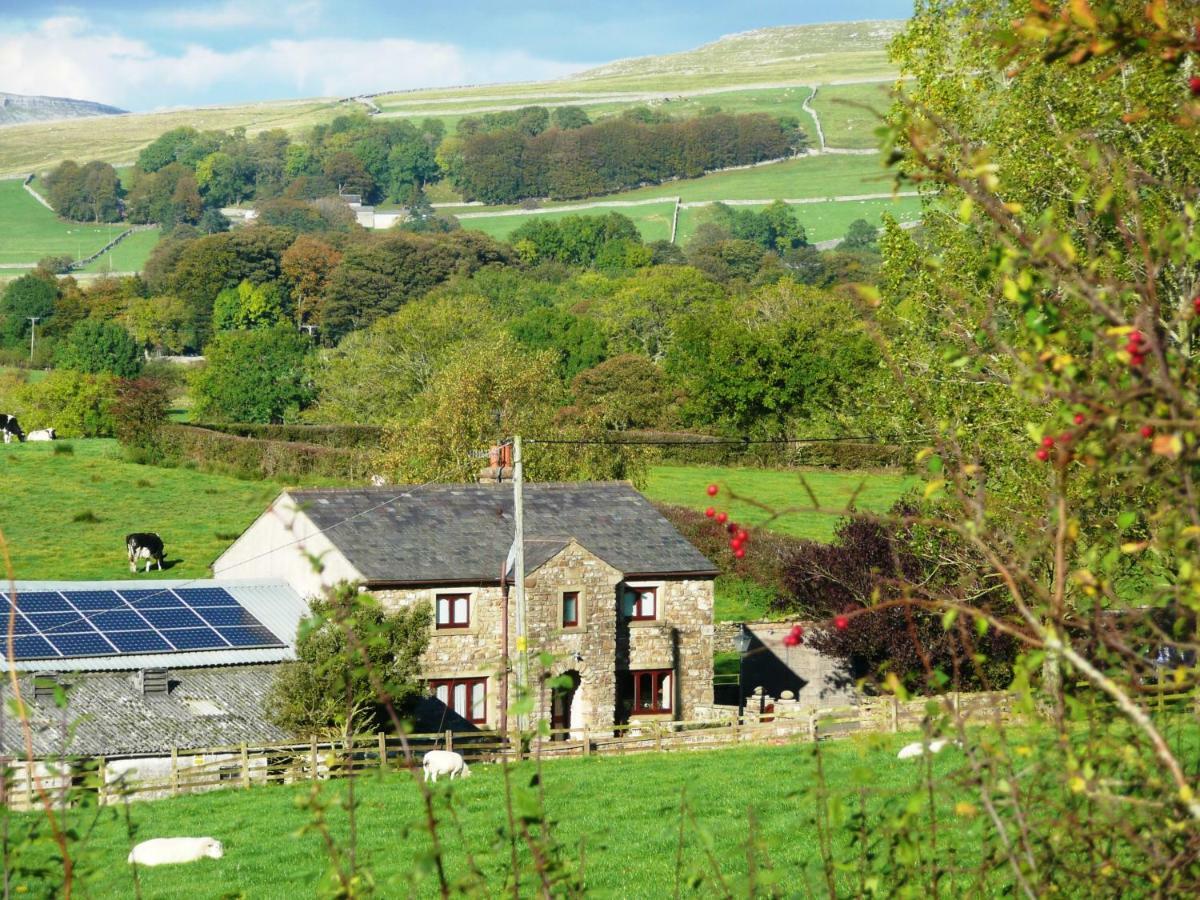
[0,22,901,178]
[0,91,126,127]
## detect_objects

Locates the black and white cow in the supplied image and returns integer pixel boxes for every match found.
[126,533,165,573]
[1,414,23,444]
[26,428,56,441]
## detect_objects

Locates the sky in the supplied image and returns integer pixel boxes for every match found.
[0,1,913,111]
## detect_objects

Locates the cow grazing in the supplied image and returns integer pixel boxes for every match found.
[422,750,470,782]
[126,533,165,573]
[1,414,23,444]
[25,428,55,441]
[128,837,224,866]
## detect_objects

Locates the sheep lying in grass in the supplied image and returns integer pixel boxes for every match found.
[128,837,224,866]
[422,750,470,782]
[897,739,960,760]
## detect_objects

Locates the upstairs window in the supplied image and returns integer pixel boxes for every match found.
[622,586,657,621]
[435,593,470,629]
[562,591,580,628]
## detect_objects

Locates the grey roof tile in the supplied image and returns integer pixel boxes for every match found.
[289,482,718,585]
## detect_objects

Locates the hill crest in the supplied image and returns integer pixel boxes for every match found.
[0,92,127,128]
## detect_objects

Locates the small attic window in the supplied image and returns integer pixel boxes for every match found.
[183,698,225,716]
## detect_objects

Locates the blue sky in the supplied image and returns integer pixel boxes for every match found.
[0,1,913,111]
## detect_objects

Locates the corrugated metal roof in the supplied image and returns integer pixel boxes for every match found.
[3,579,307,672]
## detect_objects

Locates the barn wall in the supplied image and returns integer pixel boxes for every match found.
[212,493,362,599]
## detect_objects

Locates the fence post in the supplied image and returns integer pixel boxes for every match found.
[890,697,899,734]
[445,730,453,754]
[582,726,590,757]
[310,739,318,781]
[655,722,663,753]
[240,743,250,789]
[808,711,818,742]
[171,746,179,796]
[96,758,105,807]
[378,733,387,771]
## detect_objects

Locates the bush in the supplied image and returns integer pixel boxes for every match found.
[782,512,1018,692]
[111,377,171,454]
[4,370,120,437]
[266,585,430,736]
[56,319,143,378]
[191,325,314,423]
[187,422,383,448]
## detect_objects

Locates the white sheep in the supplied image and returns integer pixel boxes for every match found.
[897,739,959,760]
[25,429,55,441]
[128,837,224,866]
[422,749,470,782]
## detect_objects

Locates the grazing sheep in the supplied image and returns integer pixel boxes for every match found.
[897,739,959,760]
[128,837,224,866]
[422,750,470,782]
[25,429,55,441]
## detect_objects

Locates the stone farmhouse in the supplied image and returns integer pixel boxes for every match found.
[213,482,720,734]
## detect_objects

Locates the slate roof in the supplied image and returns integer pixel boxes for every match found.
[0,664,288,756]
[288,482,718,585]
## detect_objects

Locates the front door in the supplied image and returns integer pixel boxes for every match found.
[550,672,580,740]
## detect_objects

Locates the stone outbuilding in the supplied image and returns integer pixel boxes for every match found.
[213,483,720,734]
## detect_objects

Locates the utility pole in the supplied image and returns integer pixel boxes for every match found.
[512,434,528,731]
[27,317,39,363]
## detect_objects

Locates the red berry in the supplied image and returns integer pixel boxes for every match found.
[1035,448,1050,461]
[1130,354,1145,367]
[1042,436,1055,448]
[733,547,746,559]
[834,615,849,630]
[1129,330,1143,344]
[729,537,742,549]
[706,484,719,497]
[1192,295,1200,313]
[789,625,804,638]
[736,529,748,542]
[705,506,715,518]
[1140,425,1154,439]
[1190,75,1200,96]
[726,521,738,534]
[783,633,801,647]
[1073,413,1086,425]
[716,512,728,524]
[1059,432,1072,444]
[1125,342,1141,354]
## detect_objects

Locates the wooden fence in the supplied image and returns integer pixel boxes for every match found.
[0,691,1024,810]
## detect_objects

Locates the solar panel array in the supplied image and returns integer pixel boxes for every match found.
[0,587,284,660]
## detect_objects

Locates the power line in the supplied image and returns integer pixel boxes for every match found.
[524,434,907,447]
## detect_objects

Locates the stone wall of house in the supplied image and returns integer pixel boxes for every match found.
[375,539,715,732]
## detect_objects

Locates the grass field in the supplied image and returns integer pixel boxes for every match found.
[674,194,921,245]
[78,226,161,274]
[460,200,677,243]
[643,464,917,542]
[6,735,994,897]
[812,82,894,149]
[0,440,283,581]
[0,179,126,267]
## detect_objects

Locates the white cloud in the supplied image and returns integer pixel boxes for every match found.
[0,16,583,110]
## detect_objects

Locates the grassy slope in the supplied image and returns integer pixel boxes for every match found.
[0,440,282,581]
[674,194,921,245]
[812,81,894,149]
[642,464,917,543]
[78,227,162,274]
[0,179,126,266]
[0,101,342,179]
[9,737,992,898]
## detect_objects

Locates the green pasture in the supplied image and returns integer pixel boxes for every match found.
[675,193,922,245]
[6,736,998,898]
[79,226,162,274]
[812,82,895,149]
[459,201,677,243]
[0,179,126,267]
[0,440,282,580]
[643,464,917,543]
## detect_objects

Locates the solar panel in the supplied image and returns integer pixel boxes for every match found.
[0,587,284,660]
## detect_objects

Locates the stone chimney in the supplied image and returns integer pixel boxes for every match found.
[477,442,514,483]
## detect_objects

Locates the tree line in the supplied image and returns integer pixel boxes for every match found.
[40,103,807,231]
